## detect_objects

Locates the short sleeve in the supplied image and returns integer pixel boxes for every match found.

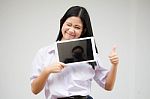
[93,54,109,88]
[30,48,44,83]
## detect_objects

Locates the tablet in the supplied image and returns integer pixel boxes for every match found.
[55,37,97,65]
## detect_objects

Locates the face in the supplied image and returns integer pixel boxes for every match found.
[61,16,83,40]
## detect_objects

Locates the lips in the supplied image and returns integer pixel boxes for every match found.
[66,32,76,39]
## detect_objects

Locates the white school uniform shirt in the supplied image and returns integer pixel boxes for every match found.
[30,43,109,99]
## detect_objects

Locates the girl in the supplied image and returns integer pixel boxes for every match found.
[30,6,119,99]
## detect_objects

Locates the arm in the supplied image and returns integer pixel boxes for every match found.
[105,47,119,91]
[31,62,65,94]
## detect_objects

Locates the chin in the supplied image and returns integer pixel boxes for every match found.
[62,35,77,40]
[67,37,76,40]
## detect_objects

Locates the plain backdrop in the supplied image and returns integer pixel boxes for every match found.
[0,0,150,99]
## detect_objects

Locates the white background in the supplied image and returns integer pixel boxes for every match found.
[0,0,150,99]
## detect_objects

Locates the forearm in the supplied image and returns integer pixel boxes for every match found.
[31,67,50,94]
[105,64,118,91]
[31,62,65,94]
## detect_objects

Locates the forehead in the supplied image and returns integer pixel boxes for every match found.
[65,16,83,26]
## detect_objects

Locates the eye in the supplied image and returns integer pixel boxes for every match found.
[75,26,81,30]
[67,23,72,26]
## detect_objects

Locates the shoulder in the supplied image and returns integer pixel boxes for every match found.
[37,43,56,55]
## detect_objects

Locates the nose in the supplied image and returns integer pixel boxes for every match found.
[68,27,75,34]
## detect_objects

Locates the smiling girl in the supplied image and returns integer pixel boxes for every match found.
[30,6,119,99]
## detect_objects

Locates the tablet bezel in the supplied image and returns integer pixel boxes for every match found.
[55,37,97,65]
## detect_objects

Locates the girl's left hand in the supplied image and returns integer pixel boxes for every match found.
[109,46,119,66]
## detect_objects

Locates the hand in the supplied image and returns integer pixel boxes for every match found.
[46,62,65,73]
[109,46,119,66]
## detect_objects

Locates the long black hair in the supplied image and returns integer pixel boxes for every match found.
[56,6,93,40]
[56,6,98,53]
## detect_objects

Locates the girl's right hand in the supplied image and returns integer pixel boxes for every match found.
[46,62,65,74]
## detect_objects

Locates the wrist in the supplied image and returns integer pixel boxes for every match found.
[112,63,118,67]
[43,66,52,75]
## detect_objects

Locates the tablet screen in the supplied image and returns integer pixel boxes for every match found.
[56,37,96,65]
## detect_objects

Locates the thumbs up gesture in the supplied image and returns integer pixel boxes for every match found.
[109,46,119,66]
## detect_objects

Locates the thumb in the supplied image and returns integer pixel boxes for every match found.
[111,45,117,53]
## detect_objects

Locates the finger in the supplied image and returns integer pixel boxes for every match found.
[109,55,119,61]
[109,56,118,61]
[109,53,117,58]
[58,66,64,70]
[56,65,64,72]
[112,59,119,64]
[111,45,117,53]
[111,61,119,64]
[110,55,119,61]
[58,62,65,67]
